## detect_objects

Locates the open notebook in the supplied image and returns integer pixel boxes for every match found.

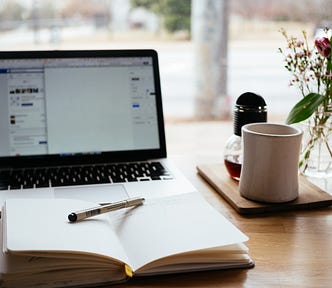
[0,49,196,204]
[0,193,254,287]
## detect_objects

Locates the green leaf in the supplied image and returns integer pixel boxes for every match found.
[286,93,325,124]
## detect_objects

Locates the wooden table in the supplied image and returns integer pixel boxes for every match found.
[113,121,332,288]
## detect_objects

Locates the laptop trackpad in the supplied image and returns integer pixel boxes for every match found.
[54,184,129,204]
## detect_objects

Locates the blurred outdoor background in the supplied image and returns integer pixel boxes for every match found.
[0,0,330,122]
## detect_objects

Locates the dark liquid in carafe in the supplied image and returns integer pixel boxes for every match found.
[224,159,241,181]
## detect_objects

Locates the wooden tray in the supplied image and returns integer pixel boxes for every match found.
[197,163,332,214]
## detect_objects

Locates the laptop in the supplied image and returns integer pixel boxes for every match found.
[0,49,197,205]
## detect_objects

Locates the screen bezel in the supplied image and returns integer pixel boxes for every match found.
[0,49,167,168]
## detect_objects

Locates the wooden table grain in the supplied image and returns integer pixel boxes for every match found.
[112,121,332,288]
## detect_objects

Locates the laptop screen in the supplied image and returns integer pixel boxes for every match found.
[0,50,166,167]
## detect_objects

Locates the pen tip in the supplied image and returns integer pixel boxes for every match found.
[68,213,77,222]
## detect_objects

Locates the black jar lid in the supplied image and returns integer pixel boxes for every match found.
[234,92,267,136]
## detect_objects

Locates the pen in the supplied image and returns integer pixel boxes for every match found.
[67,197,145,222]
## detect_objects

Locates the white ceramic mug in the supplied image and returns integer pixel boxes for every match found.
[239,123,303,203]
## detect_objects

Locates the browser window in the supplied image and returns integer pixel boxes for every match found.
[0,56,160,157]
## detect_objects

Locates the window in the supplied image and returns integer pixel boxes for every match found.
[0,0,328,121]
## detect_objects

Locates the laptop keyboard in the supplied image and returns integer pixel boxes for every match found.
[0,161,173,190]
